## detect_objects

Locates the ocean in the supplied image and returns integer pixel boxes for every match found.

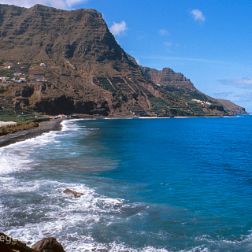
[1,116,252,252]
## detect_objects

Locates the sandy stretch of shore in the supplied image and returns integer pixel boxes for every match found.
[0,121,17,127]
[0,119,62,148]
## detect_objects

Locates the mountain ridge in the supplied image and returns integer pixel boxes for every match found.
[0,4,246,116]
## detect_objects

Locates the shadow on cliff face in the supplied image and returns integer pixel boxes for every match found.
[74,100,110,116]
[35,95,110,116]
[35,96,75,115]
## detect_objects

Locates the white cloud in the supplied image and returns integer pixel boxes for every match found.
[163,41,172,47]
[159,29,169,36]
[66,0,86,6]
[213,91,233,97]
[0,0,88,9]
[190,9,205,22]
[141,55,227,65]
[219,78,252,88]
[237,78,252,85]
[110,21,127,36]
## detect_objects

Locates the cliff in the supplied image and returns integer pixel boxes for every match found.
[0,4,246,116]
[142,67,246,116]
[217,99,246,115]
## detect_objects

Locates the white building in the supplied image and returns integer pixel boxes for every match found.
[0,77,8,82]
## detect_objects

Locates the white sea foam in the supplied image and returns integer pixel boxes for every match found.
[0,130,59,175]
[3,179,149,251]
[0,119,95,177]
[2,118,251,251]
[1,166,178,252]
[0,119,86,175]
[66,241,170,252]
[0,118,150,251]
[61,119,84,132]
[0,149,31,175]
[181,247,209,252]
[3,171,252,251]
[0,177,41,193]
[194,231,252,251]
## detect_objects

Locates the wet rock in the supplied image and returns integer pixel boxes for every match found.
[32,237,65,252]
[63,188,84,198]
[0,232,34,252]
[0,233,65,252]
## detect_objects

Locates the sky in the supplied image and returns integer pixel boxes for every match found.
[1,0,252,111]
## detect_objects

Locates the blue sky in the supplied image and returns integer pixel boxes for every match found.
[2,0,252,111]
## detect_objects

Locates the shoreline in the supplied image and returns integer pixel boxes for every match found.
[0,114,248,148]
[0,115,250,252]
[0,118,62,148]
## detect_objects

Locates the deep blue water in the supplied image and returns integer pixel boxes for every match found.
[1,116,252,251]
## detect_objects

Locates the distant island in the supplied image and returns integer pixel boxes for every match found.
[0,4,246,117]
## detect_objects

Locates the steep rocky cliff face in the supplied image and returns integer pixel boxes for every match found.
[141,67,246,116]
[0,4,246,116]
[142,67,195,90]
[217,99,246,115]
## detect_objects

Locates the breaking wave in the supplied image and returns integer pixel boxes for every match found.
[1,118,252,251]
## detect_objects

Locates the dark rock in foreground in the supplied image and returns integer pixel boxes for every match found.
[0,233,65,252]
[0,232,34,252]
[32,237,65,252]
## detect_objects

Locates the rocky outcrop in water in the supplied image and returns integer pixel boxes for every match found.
[63,188,84,198]
[0,233,65,252]
[0,4,246,116]
[32,237,65,252]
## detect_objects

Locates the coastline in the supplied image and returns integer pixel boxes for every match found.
[0,114,251,251]
[0,119,62,148]
[0,114,248,148]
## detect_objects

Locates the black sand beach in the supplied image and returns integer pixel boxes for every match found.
[0,119,62,148]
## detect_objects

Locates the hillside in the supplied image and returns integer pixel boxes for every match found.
[0,4,246,116]
[141,67,246,116]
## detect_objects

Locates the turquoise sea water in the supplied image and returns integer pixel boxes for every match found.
[0,116,252,251]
